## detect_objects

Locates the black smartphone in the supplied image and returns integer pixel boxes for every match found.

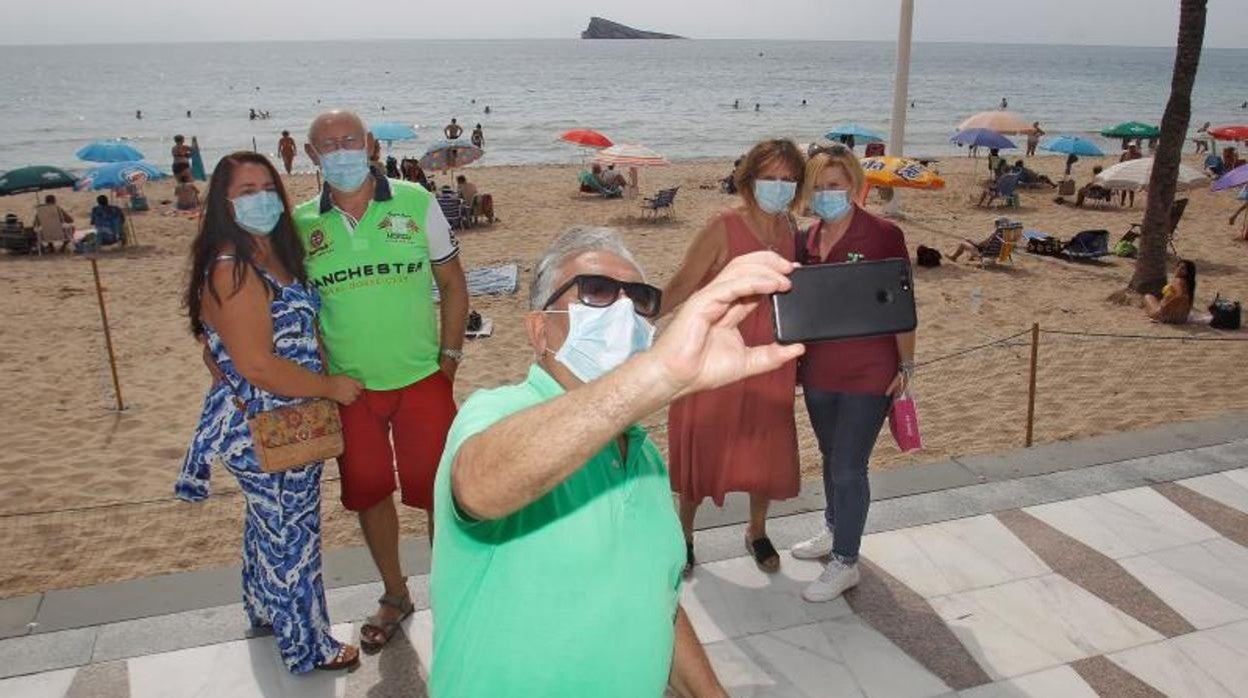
[771,259,916,344]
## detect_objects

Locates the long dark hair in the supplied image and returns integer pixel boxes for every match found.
[1178,259,1197,298]
[185,151,307,337]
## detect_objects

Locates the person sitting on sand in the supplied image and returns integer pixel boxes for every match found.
[444,118,463,140]
[278,130,298,175]
[1230,187,1248,241]
[1012,160,1058,188]
[174,171,201,211]
[1143,260,1196,324]
[599,164,628,190]
[1119,143,1143,207]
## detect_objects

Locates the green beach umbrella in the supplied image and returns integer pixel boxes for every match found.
[0,165,77,196]
[1100,122,1160,139]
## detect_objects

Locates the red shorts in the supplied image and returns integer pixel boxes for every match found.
[336,371,456,512]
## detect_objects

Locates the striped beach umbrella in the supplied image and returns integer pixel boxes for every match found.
[592,144,669,168]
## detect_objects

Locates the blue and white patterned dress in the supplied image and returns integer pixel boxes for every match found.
[177,259,341,674]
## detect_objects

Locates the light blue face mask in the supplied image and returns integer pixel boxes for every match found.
[318,146,371,192]
[753,179,797,214]
[548,298,655,383]
[811,189,852,222]
[230,190,285,235]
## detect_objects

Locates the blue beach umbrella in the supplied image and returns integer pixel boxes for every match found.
[76,140,145,163]
[370,122,418,144]
[825,123,884,143]
[1040,136,1104,157]
[950,128,1016,150]
[76,161,167,191]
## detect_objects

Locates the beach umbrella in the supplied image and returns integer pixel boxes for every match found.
[825,123,884,143]
[956,111,1036,135]
[419,139,483,173]
[1039,135,1104,157]
[76,140,145,163]
[560,129,613,149]
[1100,122,1160,140]
[593,144,669,168]
[950,128,1016,150]
[76,161,167,191]
[1094,157,1206,191]
[0,165,77,196]
[1210,163,1248,192]
[370,122,418,144]
[1208,125,1248,142]
[859,156,945,190]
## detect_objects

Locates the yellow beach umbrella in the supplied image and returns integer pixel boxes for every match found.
[860,156,946,191]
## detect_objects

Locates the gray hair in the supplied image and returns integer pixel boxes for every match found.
[529,226,643,310]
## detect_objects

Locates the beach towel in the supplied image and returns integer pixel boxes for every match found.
[431,263,519,302]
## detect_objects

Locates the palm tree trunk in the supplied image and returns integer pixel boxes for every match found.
[1128,0,1207,295]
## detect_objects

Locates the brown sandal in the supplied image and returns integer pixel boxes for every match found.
[316,643,360,672]
[746,535,781,573]
[360,591,415,653]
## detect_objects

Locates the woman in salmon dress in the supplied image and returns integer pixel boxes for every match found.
[663,139,806,574]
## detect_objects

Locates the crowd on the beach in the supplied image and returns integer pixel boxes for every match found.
[175,108,926,694]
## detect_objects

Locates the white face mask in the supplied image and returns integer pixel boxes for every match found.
[546,298,655,383]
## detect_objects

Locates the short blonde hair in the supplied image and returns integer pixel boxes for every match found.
[801,147,867,208]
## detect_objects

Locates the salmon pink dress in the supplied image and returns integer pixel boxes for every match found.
[667,211,800,506]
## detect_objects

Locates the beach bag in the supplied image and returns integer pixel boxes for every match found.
[889,392,922,453]
[211,358,344,473]
[1113,239,1137,258]
[916,245,942,268]
[1209,295,1242,330]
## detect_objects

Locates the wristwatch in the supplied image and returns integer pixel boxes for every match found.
[440,348,464,363]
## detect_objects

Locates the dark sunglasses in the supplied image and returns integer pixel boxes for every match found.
[543,274,662,318]
[809,143,852,157]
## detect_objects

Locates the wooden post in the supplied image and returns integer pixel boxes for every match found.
[1025,322,1040,447]
[90,258,125,411]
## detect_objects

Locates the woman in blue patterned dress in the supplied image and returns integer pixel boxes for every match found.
[178,152,363,673]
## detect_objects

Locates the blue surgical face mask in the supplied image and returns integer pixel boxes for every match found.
[754,179,797,214]
[811,189,852,222]
[230,190,285,235]
[317,146,371,192]
[547,298,655,383]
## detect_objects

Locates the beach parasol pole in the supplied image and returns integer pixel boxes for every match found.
[90,258,125,411]
[886,0,915,218]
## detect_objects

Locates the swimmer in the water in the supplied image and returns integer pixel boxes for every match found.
[754,103,760,112]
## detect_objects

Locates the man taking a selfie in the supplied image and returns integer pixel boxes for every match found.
[429,227,804,697]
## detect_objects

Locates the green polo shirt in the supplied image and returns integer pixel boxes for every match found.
[430,365,685,698]
[293,175,459,390]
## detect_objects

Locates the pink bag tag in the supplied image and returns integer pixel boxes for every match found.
[889,390,922,453]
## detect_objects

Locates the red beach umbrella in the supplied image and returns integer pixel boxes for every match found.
[560,129,614,149]
[1208,125,1248,141]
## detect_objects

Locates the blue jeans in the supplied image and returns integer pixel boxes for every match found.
[803,389,891,562]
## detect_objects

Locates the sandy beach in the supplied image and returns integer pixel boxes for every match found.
[1,152,1245,598]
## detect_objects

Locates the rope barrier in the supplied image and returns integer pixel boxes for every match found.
[3,323,1238,521]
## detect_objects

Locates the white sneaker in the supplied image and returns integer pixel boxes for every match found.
[803,557,860,602]
[790,528,834,560]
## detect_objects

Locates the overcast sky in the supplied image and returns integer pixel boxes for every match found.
[2,0,1245,48]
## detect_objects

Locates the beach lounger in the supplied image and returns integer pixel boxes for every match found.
[1060,229,1110,261]
[578,171,622,198]
[1124,197,1188,255]
[640,187,679,220]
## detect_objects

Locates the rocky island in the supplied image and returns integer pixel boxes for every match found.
[581,17,686,40]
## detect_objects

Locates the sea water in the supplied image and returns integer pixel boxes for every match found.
[1,39,1245,173]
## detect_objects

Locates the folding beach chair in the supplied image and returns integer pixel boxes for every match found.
[578,171,622,198]
[640,187,679,220]
[980,222,1022,267]
[1124,198,1188,256]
